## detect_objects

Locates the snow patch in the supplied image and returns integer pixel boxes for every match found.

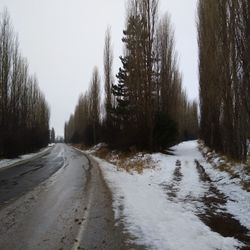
[0,146,51,171]
[93,141,243,249]
[199,159,250,230]
[197,142,250,230]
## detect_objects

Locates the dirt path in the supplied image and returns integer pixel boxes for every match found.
[159,156,250,249]
[160,161,183,200]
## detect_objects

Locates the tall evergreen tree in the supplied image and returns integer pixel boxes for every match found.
[65,0,199,152]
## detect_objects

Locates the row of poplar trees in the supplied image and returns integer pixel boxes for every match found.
[0,10,50,158]
[65,0,198,151]
[198,0,250,161]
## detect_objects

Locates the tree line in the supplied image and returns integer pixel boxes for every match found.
[64,67,101,146]
[65,0,198,152]
[0,9,50,158]
[198,0,250,161]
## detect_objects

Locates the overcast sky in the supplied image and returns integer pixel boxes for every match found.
[0,0,198,136]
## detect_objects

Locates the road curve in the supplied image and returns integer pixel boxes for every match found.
[0,144,140,249]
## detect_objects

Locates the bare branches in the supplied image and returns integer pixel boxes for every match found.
[0,9,50,157]
[65,0,198,151]
[103,26,113,124]
[64,67,100,145]
[198,0,249,161]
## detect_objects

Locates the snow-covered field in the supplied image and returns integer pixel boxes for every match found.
[90,141,250,250]
[0,144,53,171]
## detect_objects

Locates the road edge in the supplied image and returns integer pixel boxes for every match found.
[0,145,54,173]
[71,146,146,249]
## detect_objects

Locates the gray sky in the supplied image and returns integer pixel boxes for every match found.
[0,0,198,136]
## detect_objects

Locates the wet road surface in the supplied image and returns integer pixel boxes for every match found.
[0,144,66,205]
[0,144,138,250]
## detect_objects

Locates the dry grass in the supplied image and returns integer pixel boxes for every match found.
[246,158,250,171]
[94,147,110,160]
[217,163,238,178]
[72,144,89,151]
[242,181,250,192]
[198,140,250,191]
[81,144,155,173]
[114,153,153,173]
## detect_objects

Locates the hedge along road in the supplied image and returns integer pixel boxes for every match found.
[0,143,143,250]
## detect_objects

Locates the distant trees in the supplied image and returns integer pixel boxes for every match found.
[65,0,198,151]
[89,67,101,145]
[0,9,50,157]
[64,67,101,146]
[50,128,55,143]
[198,0,250,161]
[154,13,198,145]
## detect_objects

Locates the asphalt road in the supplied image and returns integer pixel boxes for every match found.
[0,144,66,204]
[0,144,140,250]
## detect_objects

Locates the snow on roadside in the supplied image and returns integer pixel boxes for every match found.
[85,143,108,154]
[0,145,52,171]
[198,157,250,231]
[92,140,243,250]
[153,142,209,213]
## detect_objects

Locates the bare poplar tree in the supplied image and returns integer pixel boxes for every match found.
[65,0,198,151]
[0,9,50,157]
[198,0,248,161]
[103,26,113,126]
[89,67,101,145]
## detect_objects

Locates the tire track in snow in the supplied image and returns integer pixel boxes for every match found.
[159,156,250,248]
[161,158,207,214]
[195,160,250,249]
[160,160,183,200]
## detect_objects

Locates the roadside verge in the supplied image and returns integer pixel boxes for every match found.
[0,145,54,172]
[71,145,145,249]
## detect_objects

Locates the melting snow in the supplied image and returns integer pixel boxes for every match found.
[0,146,52,171]
[92,140,247,250]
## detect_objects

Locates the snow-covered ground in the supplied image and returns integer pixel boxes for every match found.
[89,141,249,250]
[0,145,53,171]
[199,158,250,231]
